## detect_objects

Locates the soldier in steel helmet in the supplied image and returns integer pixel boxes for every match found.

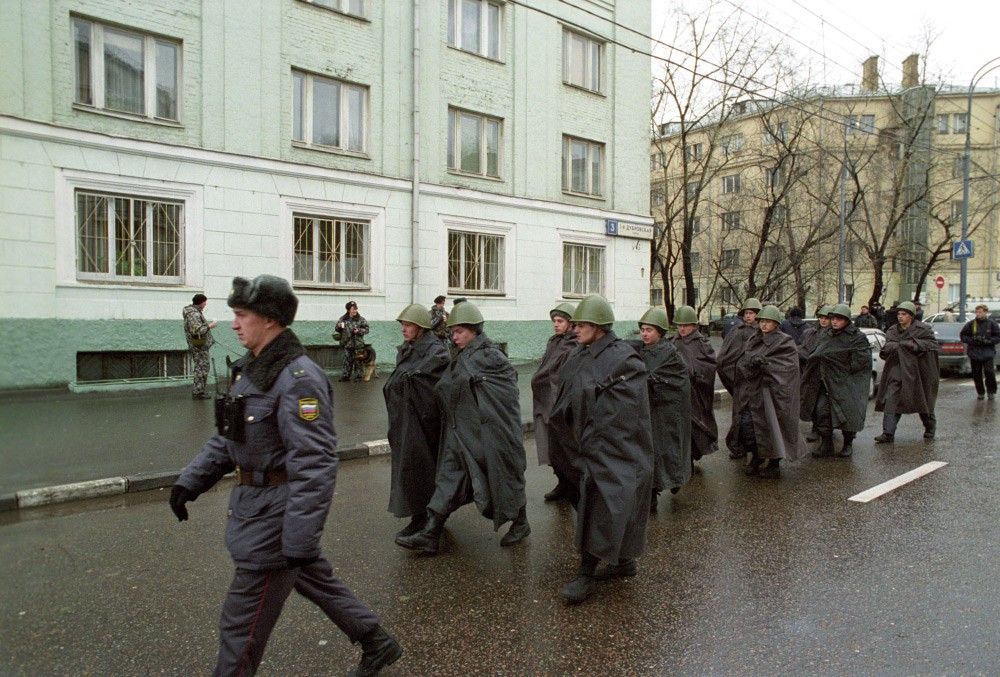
[800,304,871,458]
[734,305,803,478]
[395,301,529,554]
[169,274,402,677]
[531,302,579,502]
[631,306,692,511]
[384,303,451,541]
[799,306,832,442]
[549,295,654,604]
[670,305,719,464]
[717,297,762,458]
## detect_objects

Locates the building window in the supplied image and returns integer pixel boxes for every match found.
[765,167,784,187]
[952,200,964,223]
[690,251,701,270]
[650,152,665,171]
[562,243,605,296]
[772,204,787,225]
[721,133,743,156]
[72,19,181,121]
[763,245,783,265]
[953,156,965,179]
[686,182,699,198]
[763,122,787,145]
[935,114,950,135]
[691,217,702,235]
[650,287,664,306]
[650,187,665,207]
[845,114,875,135]
[447,108,501,178]
[721,288,739,307]
[300,0,367,18]
[75,190,183,282]
[721,211,740,231]
[563,29,603,93]
[292,70,367,153]
[953,113,968,135]
[448,230,504,293]
[948,283,961,304]
[721,248,739,269]
[685,143,703,162]
[76,351,188,382]
[448,0,502,60]
[721,174,741,194]
[562,136,604,197]
[293,214,370,288]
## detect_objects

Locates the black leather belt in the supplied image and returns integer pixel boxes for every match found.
[235,468,288,487]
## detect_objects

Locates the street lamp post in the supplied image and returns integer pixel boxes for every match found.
[960,57,1000,322]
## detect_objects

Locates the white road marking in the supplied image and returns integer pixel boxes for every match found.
[848,461,949,503]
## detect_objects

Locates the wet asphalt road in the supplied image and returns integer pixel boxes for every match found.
[2,378,999,675]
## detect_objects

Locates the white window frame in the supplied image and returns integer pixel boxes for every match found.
[448,0,503,61]
[685,143,703,162]
[447,107,503,178]
[721,173,741,194]
[72,18,182,122]
[935,114,950,135]
[845,114,875,135]
[562,135,605,197]
[562,242,605,297]
[562,28,604,93]
[690,251,701,270]
[691,217,702,235]
[763,245,783,265]
[292,214,371,289]
[948,283,961,304]
[299,0,367,19]
[55,170,204,288]
[763,122,787,146]
[650,186,665,207]
[953,113,968,135]
[721,211,741,231]
[721,133,743,156]
[292,69,368,154]
[721,248,740,269]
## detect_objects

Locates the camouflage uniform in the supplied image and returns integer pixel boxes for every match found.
[430,305,450,342]
[337,313,370,380]
[183,303,215,396]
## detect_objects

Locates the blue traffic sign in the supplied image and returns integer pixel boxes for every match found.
[953,240,974,259]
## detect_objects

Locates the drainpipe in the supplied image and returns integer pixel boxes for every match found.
[411,0,421,303]
[991,103,999,292]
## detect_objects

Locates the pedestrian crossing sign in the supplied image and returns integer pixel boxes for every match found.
[953,240,974,259]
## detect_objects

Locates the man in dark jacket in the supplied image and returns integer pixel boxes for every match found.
[717,297,762,458]
[169,275,401,677]
[670,305,719,463]
[874,302,939,442]
[531,303,578,501]
[960,304,1000,400]
[395,301,529,554]
[800,304,872,458]
[384,304,451,541]
[855,305,879,329]
[780,306,808,343]
[550,294,653,604]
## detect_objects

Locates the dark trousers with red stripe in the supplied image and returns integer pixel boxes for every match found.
[215,557,379,677]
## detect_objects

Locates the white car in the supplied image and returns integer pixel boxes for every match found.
[860,327,887,399]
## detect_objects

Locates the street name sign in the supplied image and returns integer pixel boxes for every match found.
[606,220,654,240]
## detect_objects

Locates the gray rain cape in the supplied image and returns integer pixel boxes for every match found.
[735,329,803,460]
[717,322,757,453]
[383,331,451,518]
[630,337,692,492]
[799,324,871,432]
[550,331,654,563]
[875,320,939,415]
[797,326,819,367]
[670,330,719,457]
[531,331,578,465]
[429,333,527,529]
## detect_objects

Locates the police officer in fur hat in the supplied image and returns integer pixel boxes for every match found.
[169,274,402,677]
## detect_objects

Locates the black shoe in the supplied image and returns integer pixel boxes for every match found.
[395,513,426,539]
[729,449,747,460]
[500,510,530,547]
[874,433,894,444]
[812,437,834,458]
[805,431,820,443]
[593,559,638,580]
[395,512,445,555]
[923,430,935,439]
[543,482,568,502]
[349,625,403,677]
[745,455,762,476]
[758,459,781,479]
[837,442,854,458]
[670,486,681,495]
[977,394,986,400]
[338,375,351,382]
[559,575,594,603]
[192,393,212,400]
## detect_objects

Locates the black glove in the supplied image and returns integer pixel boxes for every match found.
[750,355,768,368]
[169,485,194,522]
[286,555,320,569]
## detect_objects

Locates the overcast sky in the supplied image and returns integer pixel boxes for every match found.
[651,0,1000,90]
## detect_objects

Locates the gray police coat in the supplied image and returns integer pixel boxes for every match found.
[177,329,337,571]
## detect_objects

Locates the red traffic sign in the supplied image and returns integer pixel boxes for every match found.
[935,275,945,289]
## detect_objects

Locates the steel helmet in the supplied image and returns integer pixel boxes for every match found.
[638,307,669,332]
[571,294,615,325]
[896,301,917,316]
[741,297,763,313]
[447,300,484,327]
[673,305,698,325]
[828,304,853,321]
[817,306,832,318]
[550,302,576,320]
[757,305,783,323]
[396,303,432,329]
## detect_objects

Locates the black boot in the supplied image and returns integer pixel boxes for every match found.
[874,433,894,444]
[838,433,855,458]
[394,512,426,539]
[349,625,403,677]
[745,454,763,476]
[500,506,530,547]
[544,481,568,502]
[805,430,820,443]
[812,436,834,458]
[593,559,638,580]
[395,510,446,555]
[649,489,659,514]
[758,458,781,479]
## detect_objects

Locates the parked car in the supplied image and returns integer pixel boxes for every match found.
[709,312,737,334]
[860,327,886,399]
[929,321,1000,374]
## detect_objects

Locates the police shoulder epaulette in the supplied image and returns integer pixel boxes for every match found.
[291,367,309,379]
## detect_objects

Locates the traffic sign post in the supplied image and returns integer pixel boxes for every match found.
[936,276,944,313]
[953,240,974,260]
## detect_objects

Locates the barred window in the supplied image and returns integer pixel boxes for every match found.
[293,215,370,287]
[448,230,504,293]
[75,190,183,282]
[562,243,604,297]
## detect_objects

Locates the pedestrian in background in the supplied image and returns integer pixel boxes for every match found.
[430,295,450,343]
[779,306,808,344]
[169,275,401,677]
[874,302,939,443]
[384,304,450,541]
[632,306,691,509]
[183,293,217,400]
[855,305,879,329]
[717,297,762,458]
[549,295,653,604]
[531,302,578,502]
[395,301,529,555]
[735,305,803,479]
[670,305,719,464]
[960,304,1000,400]
[336,301,370,382]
